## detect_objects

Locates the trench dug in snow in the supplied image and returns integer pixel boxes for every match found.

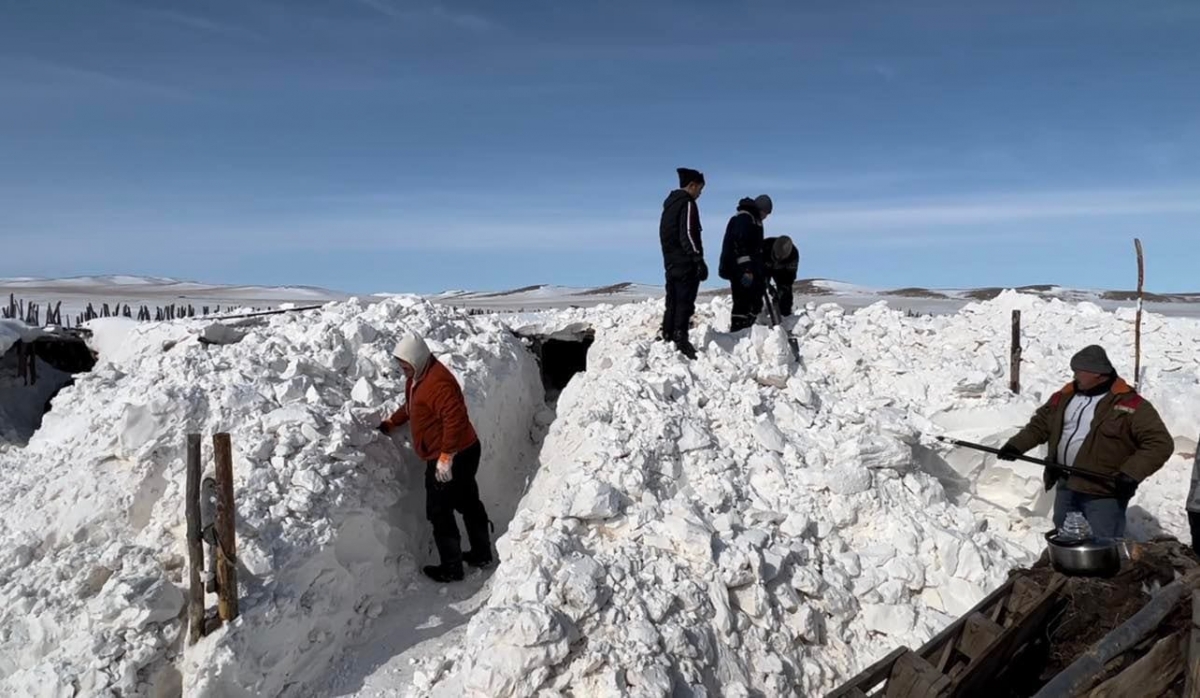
[320,326,595,695]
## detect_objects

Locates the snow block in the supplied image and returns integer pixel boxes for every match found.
[567,479,622,520]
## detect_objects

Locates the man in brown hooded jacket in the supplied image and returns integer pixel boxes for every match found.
[998,344,1173,538]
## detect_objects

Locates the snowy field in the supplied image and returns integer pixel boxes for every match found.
[2,278,1200,697]
[8,275,1200,320]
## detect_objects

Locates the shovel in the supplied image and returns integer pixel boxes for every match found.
[764,283,800,361]
[934,436,1116,485]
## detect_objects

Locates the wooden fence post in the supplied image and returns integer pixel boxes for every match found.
[1010,310,1021,394]
[1185,590,1200,697]
[1134,238,1145,389]
[186,434,205,644]
[212,433,239,623]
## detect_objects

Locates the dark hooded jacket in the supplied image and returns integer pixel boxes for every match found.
[718,198,764,281]
[762,236,799,285]
[659,189,704,274]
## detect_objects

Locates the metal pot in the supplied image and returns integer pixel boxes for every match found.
[1043,531,1122,577]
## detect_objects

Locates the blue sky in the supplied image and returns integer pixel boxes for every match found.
[2,0,1198,294]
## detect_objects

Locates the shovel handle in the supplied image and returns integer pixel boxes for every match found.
[934,436,1116,483]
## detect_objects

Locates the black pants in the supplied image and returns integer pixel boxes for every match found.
[662,266,700,339]
[425,439,490,568]
[1190,511,1200,556]
[730,278,764,331]
[773,281,794,317]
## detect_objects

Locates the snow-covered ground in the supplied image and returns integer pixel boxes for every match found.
[7,275,1200,320]
[2,282,1199,697]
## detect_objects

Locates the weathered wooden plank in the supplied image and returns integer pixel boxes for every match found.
[826,647,906,697]
[951,576,1066,697]
[886,650,950,698]
[1186,589,1200,698]
[1006,575,1043,620]
[213,433,239,623]
[959,612,1004,661]
[186,434,205,644]
[934,635,957,674]
[1010,309,1021,393]
[1087,631,1183,698]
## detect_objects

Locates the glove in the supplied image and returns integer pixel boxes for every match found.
[436,453,454,483]
[697,260,709,282]
[996,443,1020,461]
[1043,466,1065,492]
[378,420,392,434]
[740,272,754,288]
[1114,472,1138,499]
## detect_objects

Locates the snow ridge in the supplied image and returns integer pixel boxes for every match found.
[0,296,543,697]
[419,299,1030,696]
[418,291,1200,696]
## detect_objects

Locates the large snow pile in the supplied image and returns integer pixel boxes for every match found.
[0,298,544,696]
[3,287,1198,697]
[415,292,1200,697]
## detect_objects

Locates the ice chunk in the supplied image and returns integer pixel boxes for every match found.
[567,480,622,520]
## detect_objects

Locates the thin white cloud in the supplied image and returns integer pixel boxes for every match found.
[6,57,199,101]
[138,8,265,40]
[356,0,496,32]
[721,170,945,193]
[769,186,1200,232]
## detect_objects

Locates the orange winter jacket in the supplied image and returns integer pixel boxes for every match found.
[384,358,478,461]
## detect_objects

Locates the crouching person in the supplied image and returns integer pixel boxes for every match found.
[379,332,493,582]
[998,345,1173,538]
[762,235,798,317]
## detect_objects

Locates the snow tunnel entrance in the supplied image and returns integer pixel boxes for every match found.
[1,331,96,443]
[514,326,595,401]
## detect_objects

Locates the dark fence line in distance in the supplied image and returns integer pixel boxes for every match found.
[2,293,270,328]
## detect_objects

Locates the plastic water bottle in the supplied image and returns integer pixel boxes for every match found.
[1059,512,1092,542]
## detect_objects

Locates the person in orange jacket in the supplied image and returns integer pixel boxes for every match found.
[379,332,492,582]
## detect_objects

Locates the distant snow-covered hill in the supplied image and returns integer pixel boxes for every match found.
[4,275,1198,320]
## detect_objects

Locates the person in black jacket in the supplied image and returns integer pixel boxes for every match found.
[719,195,772,331]
[762,235,798,317]
[659,167,707,359]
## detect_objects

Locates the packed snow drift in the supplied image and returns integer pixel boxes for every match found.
[0,298,544,696]
[1,290,1198,697]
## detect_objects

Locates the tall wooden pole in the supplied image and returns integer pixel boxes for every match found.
[213,433,239,623]
[1010,310,1021,394]
[186,434,205,644]
[1134,238,1145,389]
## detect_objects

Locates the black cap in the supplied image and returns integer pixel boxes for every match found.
[1070,345,1115,375]
[677,168,705,187]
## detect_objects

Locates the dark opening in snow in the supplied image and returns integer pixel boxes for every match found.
[31,334,98,376]
[514,327,595,399]
[1,333,94,444]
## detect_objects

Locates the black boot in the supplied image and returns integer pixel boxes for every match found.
[423,564,464,582]
[464,518,495,568]
[425,534,464,583]
[673,331,697,360]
